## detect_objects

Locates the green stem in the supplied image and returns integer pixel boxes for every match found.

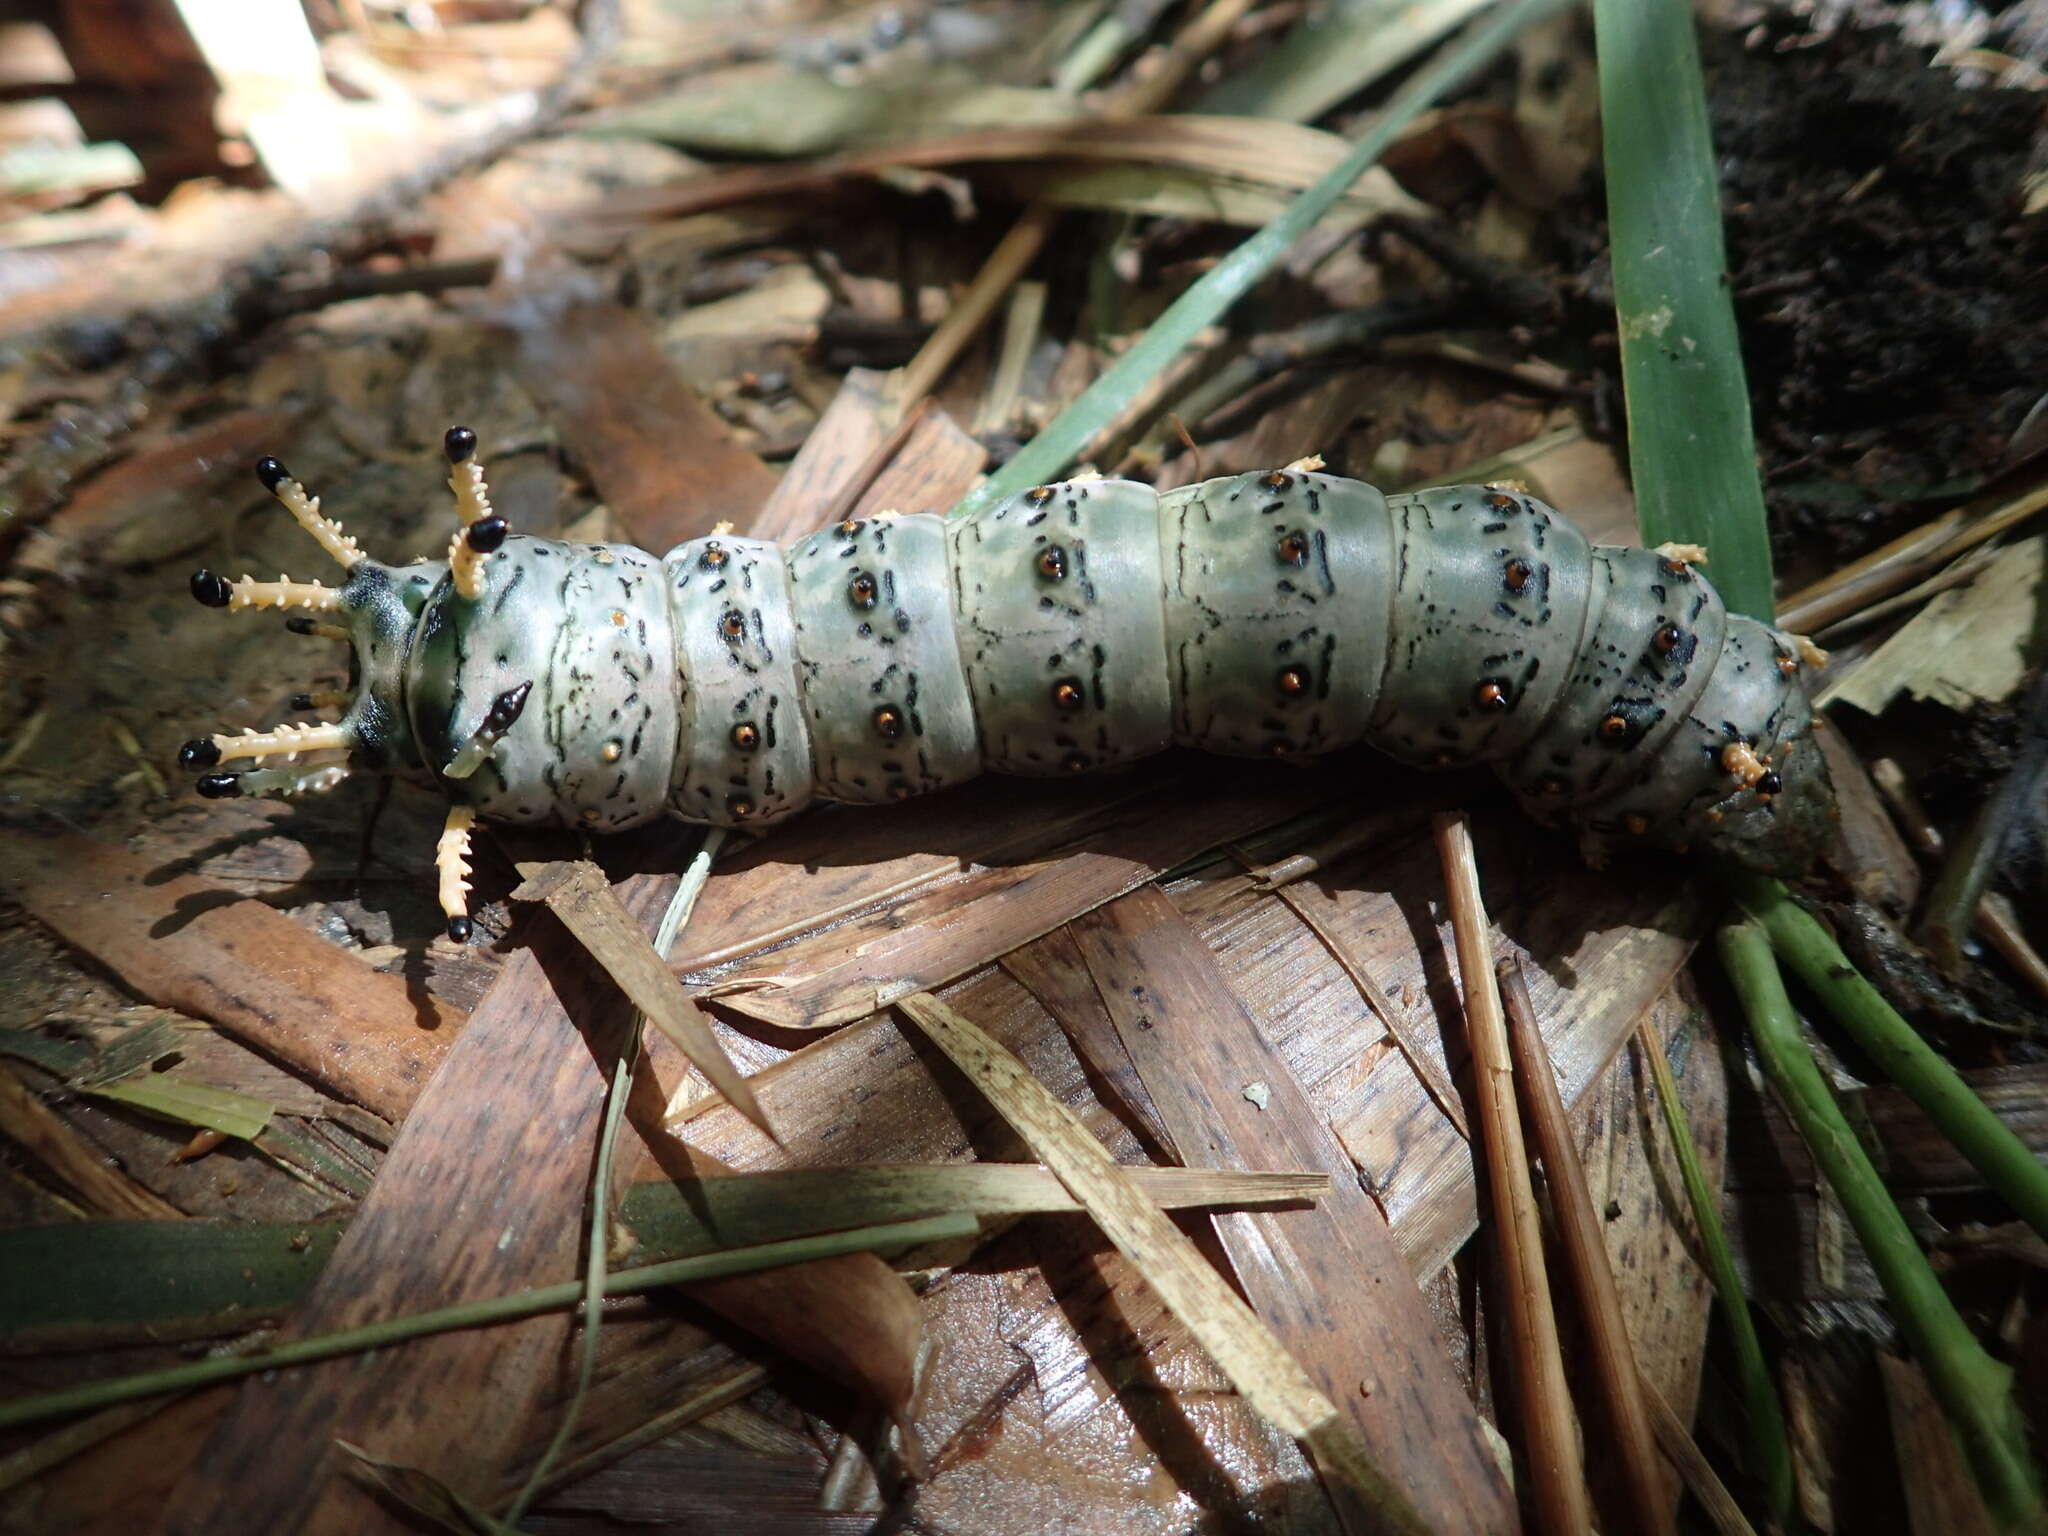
[1638,1019,1793,1524]
[1719,920,2044,1531]
[1729,872,2048,1245]
[948,0,1568,521]
[502,828,729,1522]
[0,1213,977,1434]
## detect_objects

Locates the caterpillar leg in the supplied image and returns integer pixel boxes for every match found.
[442,426,507,601]
[436,804,478,943]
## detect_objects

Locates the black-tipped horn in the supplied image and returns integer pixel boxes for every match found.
[444,426,477,464]
[178,738,222,769]
[484,680,533,733]
[190,570,232,608]
[255,456,289,491]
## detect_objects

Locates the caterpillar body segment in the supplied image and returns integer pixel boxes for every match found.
[183,440,1838,938]
[951,477,1171,774]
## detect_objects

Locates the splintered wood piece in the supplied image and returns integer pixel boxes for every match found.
[510,859,777,1143]
[749,367,891,543]
[511,301,778,552]
[0,1063,183,1220]
[896,990,1434,1536]
[699,771,1323,1031]
[840,404,986,523]
[1068,884,1516,1534]
[0,831,461,1122]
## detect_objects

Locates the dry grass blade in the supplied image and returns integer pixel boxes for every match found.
[892,0,1262,413]
[1640,1379,1761,1536]
[510,859,778,1143]
[1498,957,1672,1536]
[1776,473,2048,635]
[622,1164,1328,1258]
[893,990,1431,1536]
[1431,812,1591,1536]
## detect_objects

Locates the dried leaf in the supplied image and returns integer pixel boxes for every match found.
[895,991,1433,1536]
[510,859,776,1142]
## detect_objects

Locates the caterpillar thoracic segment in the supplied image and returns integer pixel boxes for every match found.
[182,431,1837,939]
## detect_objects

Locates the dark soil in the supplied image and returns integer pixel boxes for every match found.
[1710,20,2048,560]
[1565,18,2048,567]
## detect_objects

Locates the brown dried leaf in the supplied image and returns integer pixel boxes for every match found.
[510,300,778,552]
[1066,885,1515,1533]
[895,990,1434,1536]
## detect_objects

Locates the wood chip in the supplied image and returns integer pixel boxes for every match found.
[511,300,778,552]
[510,858,777,1143]
[0,830,461,1122]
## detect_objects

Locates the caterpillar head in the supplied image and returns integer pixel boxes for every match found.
[1696,713,1838,877]
[178,429,521,941]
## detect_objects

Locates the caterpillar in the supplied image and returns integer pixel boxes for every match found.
[179,429,1836,939]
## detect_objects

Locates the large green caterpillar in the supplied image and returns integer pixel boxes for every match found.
[180,430,1836,938]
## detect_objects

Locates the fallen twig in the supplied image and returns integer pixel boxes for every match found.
[1498,957,1670,1536]
[1432,813,1590,1536]
[1868,758,2048,1006]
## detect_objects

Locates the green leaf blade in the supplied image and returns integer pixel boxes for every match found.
[1596,0,1775,620]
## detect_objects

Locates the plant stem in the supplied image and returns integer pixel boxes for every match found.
[949,0,1568,520]
[1728,872,2048,1245]
[0,1213,977,1434]
[1636,1017,1793,1525]
[1718,920,2044,1530]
